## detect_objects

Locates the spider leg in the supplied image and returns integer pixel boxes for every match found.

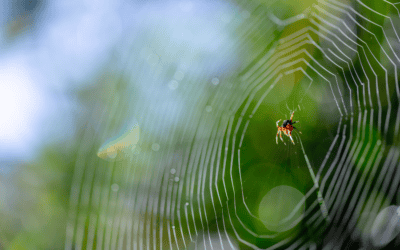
[290,111,295,122]
[276,131,279,144]
[279,130,286,145]
[276,119,281,128]
[292,121,299,124]
[293,126,302,134]
[289,132,295,145]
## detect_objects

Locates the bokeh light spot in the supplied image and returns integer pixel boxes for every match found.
[370,206,400,247]
[258,185,305,232]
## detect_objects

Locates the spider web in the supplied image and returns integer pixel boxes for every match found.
[65,0,400,249]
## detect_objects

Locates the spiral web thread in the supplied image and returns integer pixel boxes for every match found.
[65,0,400,249]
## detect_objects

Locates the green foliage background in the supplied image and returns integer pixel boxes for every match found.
[2,0,400,249]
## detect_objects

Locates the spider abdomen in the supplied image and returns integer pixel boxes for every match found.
[282,120,292,127]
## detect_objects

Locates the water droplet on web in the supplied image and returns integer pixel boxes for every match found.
[152,143,160,151]
[211,77,219,85]
[205,106,212,112]
[174,71,184,81]
[111,184,119,192]
[185,202,189,206]
[168,80,179,90]
[377,140,382,145]
[172,225,175,229]
[170,168,176,174]
[174,177,180,182]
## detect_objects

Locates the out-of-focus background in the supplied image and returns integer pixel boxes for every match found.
[2,0,400,249]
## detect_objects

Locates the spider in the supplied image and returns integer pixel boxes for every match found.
[276,111,301,145]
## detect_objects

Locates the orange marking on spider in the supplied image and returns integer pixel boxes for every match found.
[276,111,301,145]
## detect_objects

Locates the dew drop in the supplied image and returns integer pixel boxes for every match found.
[111,183,119,192]
[170,168,176,175]
[211,77,219,85]
[174,177,180,182]
[174,71,184,81]
[152,143,160,151]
